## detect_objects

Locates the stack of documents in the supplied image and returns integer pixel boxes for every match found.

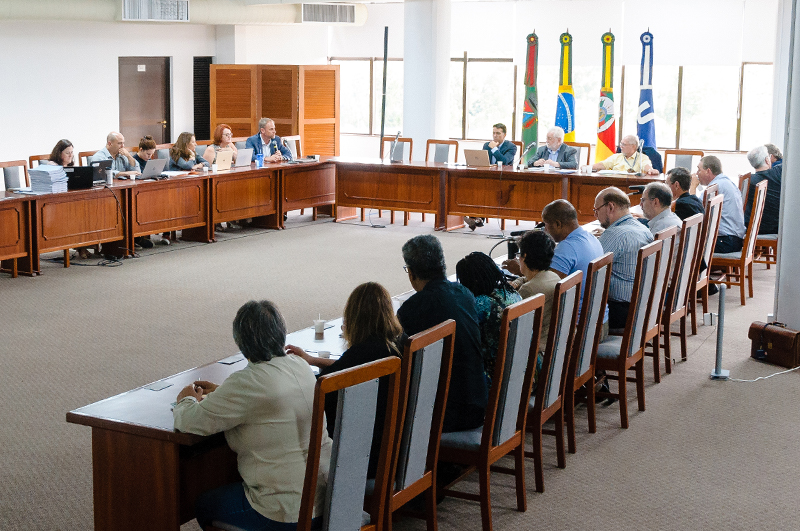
[29,165,68,194]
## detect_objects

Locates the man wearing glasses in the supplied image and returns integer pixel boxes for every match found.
[593,187,653,330]
[591,134,659,175]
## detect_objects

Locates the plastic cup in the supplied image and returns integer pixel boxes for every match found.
[318,351,331,359]
[105,169,113,185]
[211,163,218,173]
[313,320,325,334]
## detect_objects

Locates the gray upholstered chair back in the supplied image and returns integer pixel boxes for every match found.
[492,309,536,446]
[575,261,610,377]
[744,182,768,260]
[626,243,662,358]
[323,378,380,531]
[649,230,675,331]
[672,219,702,313]
[429,143,455,163]
[3,165,26,190]
[698,198,723,282]
[542,283,579,409]
[394,339,444,491]
[283,135,302,158]
[674,154,694,170]
[235,140,247,150]
[156,148,170,160]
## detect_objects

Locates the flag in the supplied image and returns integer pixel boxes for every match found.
[595,32,616,162]
[521,32,539,166]
[637,31,656,148]
[555,31,575,142]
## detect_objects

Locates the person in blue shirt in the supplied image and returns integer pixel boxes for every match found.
[245,118,293,162]
[168,132,209,171]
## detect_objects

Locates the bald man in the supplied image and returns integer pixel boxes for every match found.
[591,134,658,175]
[89,131,141,178]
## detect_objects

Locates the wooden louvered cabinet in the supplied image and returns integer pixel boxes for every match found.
[210,64,339,156]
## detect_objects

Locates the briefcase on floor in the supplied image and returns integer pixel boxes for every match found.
[748,321,800,369]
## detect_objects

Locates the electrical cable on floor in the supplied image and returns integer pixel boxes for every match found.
[729,365,800,382]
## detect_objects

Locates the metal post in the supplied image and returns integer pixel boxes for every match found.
[710,283,730,379]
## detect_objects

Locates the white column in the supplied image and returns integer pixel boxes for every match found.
[402,0,451,154]
[774,0,800,326]
[215,25,247,64]
[771,0,794,147]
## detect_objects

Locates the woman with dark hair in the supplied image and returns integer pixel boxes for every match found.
[168,132,209,171]
[133,135,157,170]
[511,230,560,354]
[287,282,404,478]
[456,251,521,385]
[203,123,239,164]
[174,300,331,530]
[46,139,75,167]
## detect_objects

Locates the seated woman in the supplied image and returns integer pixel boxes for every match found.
[45,139,75,167]
[168,132,209,171]
[456,251,521,386]
[133,135,157,171]
[511,230,560,377]
[287,282,404,479]
[173,300,331,530]
[203,123,239,164]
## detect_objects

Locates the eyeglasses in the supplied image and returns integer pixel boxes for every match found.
[222,132,232,137]
[403,265,409,273]
[592,202,609,214]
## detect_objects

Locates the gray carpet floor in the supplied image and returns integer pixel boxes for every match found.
[0,211,796,530]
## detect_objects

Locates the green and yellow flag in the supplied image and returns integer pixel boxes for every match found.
[555,31,576,142]
[595,32,616,161]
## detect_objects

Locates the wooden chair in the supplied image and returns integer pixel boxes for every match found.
[155,144,173,161]
[689,194,724,334]
[702,183,719,207]
[282,135,302,159]
[660,214,703,369]
[295,357,402,531]
[128,146,140,153]
[595,240,663,428]
[78,150,97,166]
[1,160,30,190]
[379,136,414,224]
[232,137,248,150]
[645,226,678,383]
[710,180,768,305]
[526,272,582,493]
[663,149,704,172]
[564,252,612,454]
[29,154,50,168]
[565,141,591,165]
[439,294,545,531]
[755,234,778,269]
[195,139,213,147]
[384,320,456,531]
[739,173,751,212]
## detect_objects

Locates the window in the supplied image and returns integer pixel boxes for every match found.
[333,60,371,134]
[739,63,774,151]
[465,61,514,139]
[620,65,678,148]
[449,58,465,138]
[679,66,739,151]
[373,60,403,135]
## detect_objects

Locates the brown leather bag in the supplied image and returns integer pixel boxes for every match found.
[748,321,800,369]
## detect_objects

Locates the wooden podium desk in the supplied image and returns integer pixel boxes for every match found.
[279,160,336,227]
[0,193,32,277]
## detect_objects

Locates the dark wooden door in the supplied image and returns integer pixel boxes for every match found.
[119,57,171,144]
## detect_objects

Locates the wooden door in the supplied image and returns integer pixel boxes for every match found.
[119,57,171,145]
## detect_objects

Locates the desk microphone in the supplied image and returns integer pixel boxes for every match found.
[389,131,401,162]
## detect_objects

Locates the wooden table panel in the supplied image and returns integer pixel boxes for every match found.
[132,179,208,237]
[282,163,335,212]
[37,190,125,252]
[569,176,652,223]
[213,170,277,221]
[0,199,29,260]
[336,163,439,213]
[446,170,561,221]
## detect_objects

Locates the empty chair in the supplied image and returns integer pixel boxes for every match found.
[565,141,591,166]
[564,252,612,454]
[595,240,663,428]
[1,160,29,191]
[425,139,459,164]
[283,135,302,159]
[296,357,402,531]
[663,149,704,172]
[379,136,413,224]
[645,226,678,383]
[689,194,724,334]
[439,294,545,531]
[29,154,50,168]
[526,271,582,493]
[710,180,768,305]
[384,320,456,531]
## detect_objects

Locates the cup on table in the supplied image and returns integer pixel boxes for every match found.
[313,319,325,334]
[318,350,331,359]
[580,165,591,175]
[255,153,264,168]
[105,169,113,185]
[211,163,218,173]
[202,165,208,172]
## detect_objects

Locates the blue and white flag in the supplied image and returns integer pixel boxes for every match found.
[637,31,656,148]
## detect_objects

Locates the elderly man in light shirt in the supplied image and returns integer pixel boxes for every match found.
[694,155,745,253]
[528,126,578,169]
[592,134,659,175]
[641,182,682,237]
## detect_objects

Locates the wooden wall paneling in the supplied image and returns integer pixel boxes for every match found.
[299,65,339,156]
[210,65,258,139]
[258,65,298,137]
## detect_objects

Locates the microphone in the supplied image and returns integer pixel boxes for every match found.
[389,131,401,161]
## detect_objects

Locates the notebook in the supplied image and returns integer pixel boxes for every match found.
[64,166,94,190]
[91,159,113,183]
[138,158,168,179]
[234,148,253,167]
[215,150,233,171]
[464,149,492,167]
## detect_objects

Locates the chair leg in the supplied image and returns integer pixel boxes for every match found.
[689,296,698,336]
[422,213,426,222]
[300,208,305,215]
[425,484,438,531]
[680,315,688,361]
[587,380,597,434]
[739,266,746,306]
[390,211,395,224]
[565,389,577,454]
[63,249,70,268]
[516,219,520,225]
[361,209,365,222]
[478,464,494,531]
[513,443,526,512]
[403,211,409,226]
[651,334,661,383]
[748,262,754,298]
[701,284,709,315]
[663,327,672,375]
[531,426,545,493]
[312,207,318,221]
[636,359,646,412]
[555,409,566,469]
[501,219,506,230]
[618,368,629,429]
[11,257,18,278]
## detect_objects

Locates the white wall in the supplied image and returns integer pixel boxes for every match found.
[0,20,216,162]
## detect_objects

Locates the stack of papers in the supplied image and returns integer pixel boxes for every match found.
[29,165,68,194]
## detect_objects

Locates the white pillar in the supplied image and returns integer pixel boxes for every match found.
[774,0,800,326]
[771,0,793,148]
[403,0,451,154]
[215,25,247,64]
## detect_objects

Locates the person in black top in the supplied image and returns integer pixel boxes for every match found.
[745,145,782,235]
[286,282,403,479]
[396,234,488,432]
[667,167,704,220]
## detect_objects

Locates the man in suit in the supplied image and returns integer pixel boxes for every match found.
[528,126,578,169]
[245,118,293,162]
[482,123,516,165]
[745,145,782,235]
[666,167,704,220]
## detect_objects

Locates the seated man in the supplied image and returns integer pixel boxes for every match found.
[594,187,654,330]
[745,145,782,235]
[766,143,783,167]
[245,117,293,162]
[89,131,141,178]
[397,234,488,432]
[528,126,578,169]
[591,134,659,175]
[483,122,516,166]
[667,167,704,220]
[695,155,745,253]
[642,182,682,237]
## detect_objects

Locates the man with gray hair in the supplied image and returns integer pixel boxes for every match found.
[695,155,745,253]
[591,134,659,175]
[89,131,141,178]
[245,117,293,162]
[641,182,682,237]
[396,234,487,432]
[765,143,783,167]
[745,145,782,235]
[528,126,578,169]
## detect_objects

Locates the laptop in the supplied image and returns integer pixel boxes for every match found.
[91,159,113,183]
[464,149,492,167]
[64,166,94,190]
[234,148,253,167]
[138,158,168,179]
[215,150,233,171]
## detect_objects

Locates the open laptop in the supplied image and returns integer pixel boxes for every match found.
[64,166,94,190]
[91,159,113,184]
[137,158,168,179]
[234,148,253,167]
[215,150,233,171]
[464,149,492,167]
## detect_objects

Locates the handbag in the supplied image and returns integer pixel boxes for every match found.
[748,321,800,369]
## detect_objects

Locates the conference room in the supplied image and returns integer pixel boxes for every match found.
[1,1,799,530]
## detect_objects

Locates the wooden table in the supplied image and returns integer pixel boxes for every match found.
[0,193,32,277]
